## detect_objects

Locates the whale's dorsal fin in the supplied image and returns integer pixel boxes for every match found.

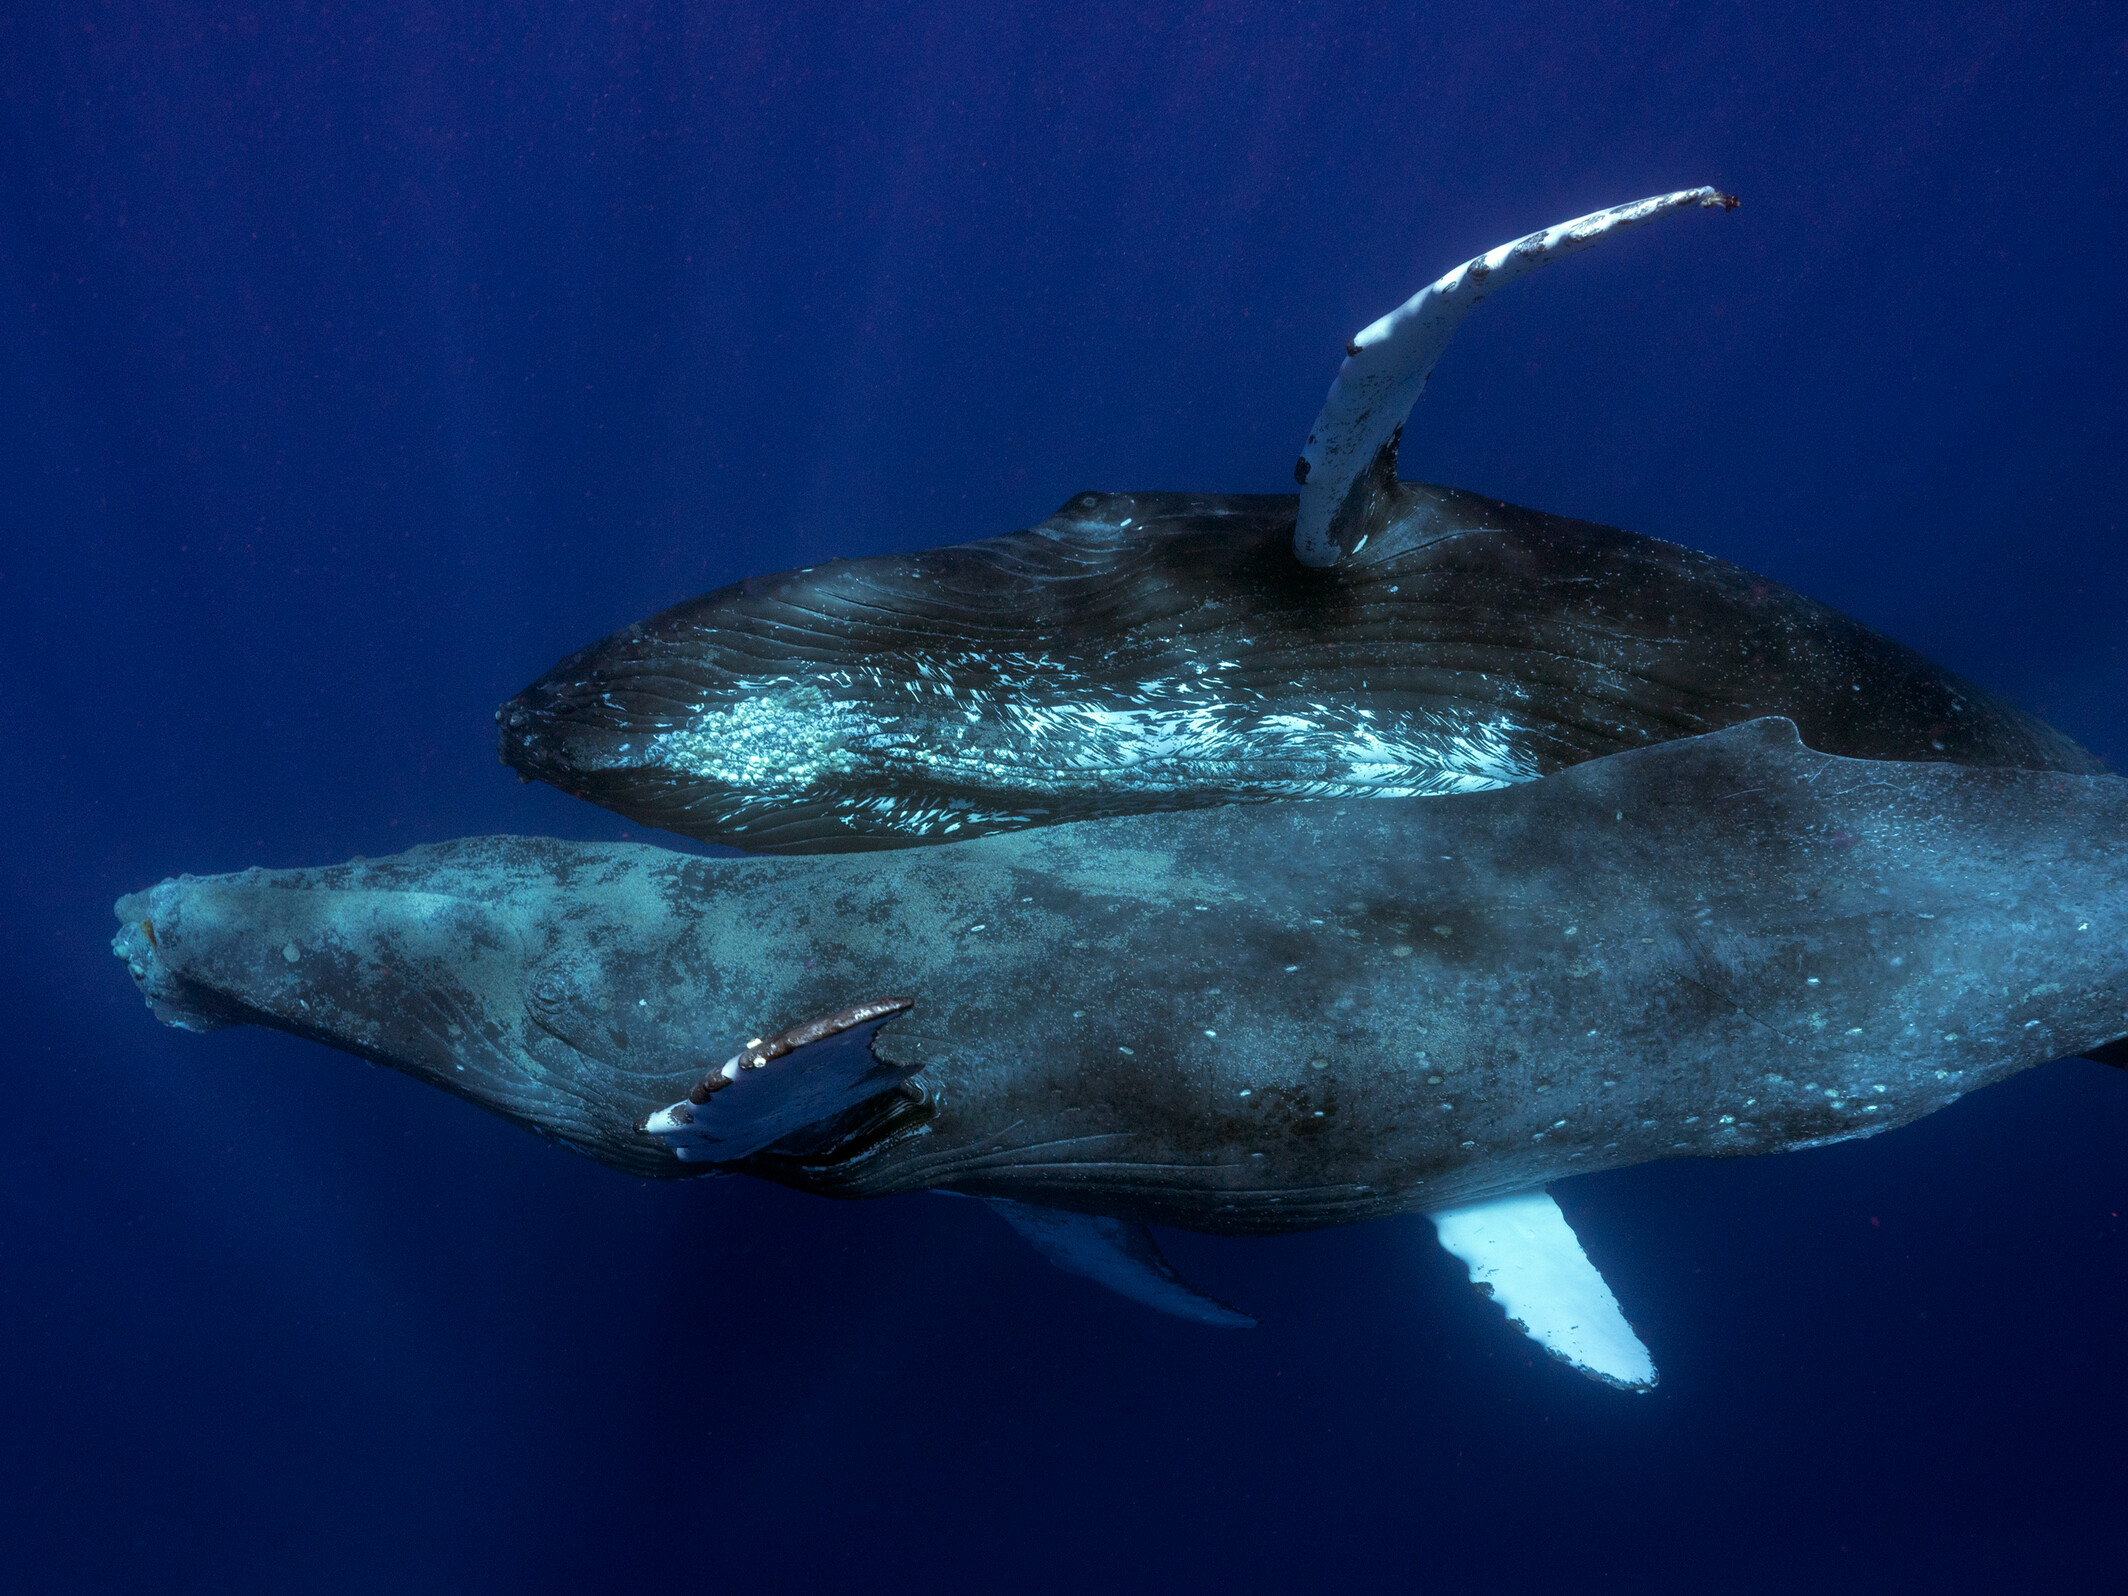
[1426,1188,1658,1391]
[643,997,917,1162]
[983,1197,1256,1329]
[1294,186,1739,567]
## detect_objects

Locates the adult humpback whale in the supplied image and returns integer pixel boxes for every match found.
[496,188,2100,853]
[115,722,2128,1388]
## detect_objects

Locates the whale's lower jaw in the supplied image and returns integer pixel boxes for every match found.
[496,483,2101,855]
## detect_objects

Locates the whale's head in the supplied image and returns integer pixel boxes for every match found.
[112,841,720,1177]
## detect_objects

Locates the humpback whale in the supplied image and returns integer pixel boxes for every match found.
[498,484,2098,853]
[496,188,2099,854]
[115,722,2128,1387]
[116,189,2119,1389]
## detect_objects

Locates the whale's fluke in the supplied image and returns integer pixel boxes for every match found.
[983,1198,1256,1329]
[1294,187,1738,567]
[1428,1190,1657,1391]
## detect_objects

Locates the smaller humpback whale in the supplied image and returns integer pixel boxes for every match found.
[499,487,2099,853]
[497,189,2098,854]
[115,722,2128,1388]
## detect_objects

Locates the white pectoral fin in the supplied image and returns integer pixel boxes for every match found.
[1426,1188,1657,1391]
[1293,185,1738,567]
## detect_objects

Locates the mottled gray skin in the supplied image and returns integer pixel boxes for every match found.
[117,721,2128,1231]
[499,483,2102,853]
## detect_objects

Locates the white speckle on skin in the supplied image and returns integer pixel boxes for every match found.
[1117,1046,1135,1056]
[281,943,300,963]
[1204,1029,1218,1038]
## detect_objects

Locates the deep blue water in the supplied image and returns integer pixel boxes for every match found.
[5,4,2125,1590]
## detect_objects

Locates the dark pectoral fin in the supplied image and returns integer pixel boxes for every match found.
[984,1197,1256,1329]
[643,997,917,1163]
[2082,1036,2128,1068]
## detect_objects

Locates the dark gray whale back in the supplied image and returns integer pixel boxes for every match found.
[498,483,2101,853]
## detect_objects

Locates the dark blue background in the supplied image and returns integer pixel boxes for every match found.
[5,3,2125,1590]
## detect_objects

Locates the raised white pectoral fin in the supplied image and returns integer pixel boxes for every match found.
[642,996,917,1163]
[1293,185,1738,568]
[984,1197,1256,1329]
[1426,1188,1657,1391]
